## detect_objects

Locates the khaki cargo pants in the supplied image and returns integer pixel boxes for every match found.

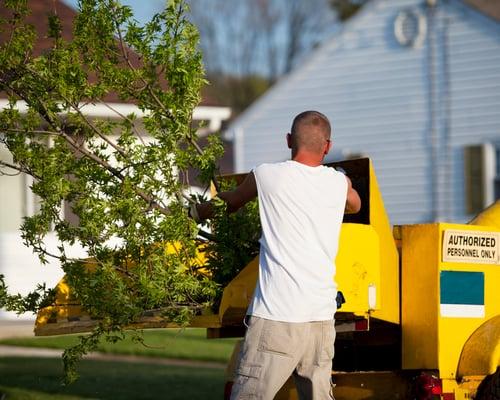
[230,316,336,400]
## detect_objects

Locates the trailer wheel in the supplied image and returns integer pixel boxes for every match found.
[475,367,500,400]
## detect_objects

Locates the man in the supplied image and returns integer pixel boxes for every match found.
[192,111,361,399]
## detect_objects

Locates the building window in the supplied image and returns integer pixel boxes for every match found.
[464,143,496,215]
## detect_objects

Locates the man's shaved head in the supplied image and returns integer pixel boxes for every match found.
[289,111,331,154]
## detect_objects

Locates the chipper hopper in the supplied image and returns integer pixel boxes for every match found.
[35,158,393,337]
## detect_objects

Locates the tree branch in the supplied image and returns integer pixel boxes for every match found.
[2,75,175,217]
[0,160,23,176]
[96,100,146,145]
[28,242,84,265]
[2,128,60,136]
[0,159,41,180]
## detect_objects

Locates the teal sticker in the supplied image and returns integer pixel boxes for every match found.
[440,271,484,305]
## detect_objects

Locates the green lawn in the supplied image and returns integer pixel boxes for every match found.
[0,357,225,400]
[0,328,239,363]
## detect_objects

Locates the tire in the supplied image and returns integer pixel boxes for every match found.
[476,367,500,400]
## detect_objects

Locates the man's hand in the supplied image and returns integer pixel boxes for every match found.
[188,203,202,223]
[345,176,361,214]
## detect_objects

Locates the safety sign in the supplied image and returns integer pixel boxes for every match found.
[442,229,499,264]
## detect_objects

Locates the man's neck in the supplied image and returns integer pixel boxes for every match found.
[292,152,323,167]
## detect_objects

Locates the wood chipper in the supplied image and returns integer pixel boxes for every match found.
[34,158,500,400]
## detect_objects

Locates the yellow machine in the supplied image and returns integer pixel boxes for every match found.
[35,158,500,400]
[398,221,500,399]
[215,158,500,400]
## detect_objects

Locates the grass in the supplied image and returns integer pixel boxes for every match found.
[0,357,225,400]
[0,328,239,363]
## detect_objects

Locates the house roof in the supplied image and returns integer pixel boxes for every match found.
[0,0,75,56]
[463,0,500,22]
[0,0,221,106]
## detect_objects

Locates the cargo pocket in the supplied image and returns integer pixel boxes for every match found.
[236,364,261,379]
[233,363,262,399]
[320,320,335,362]
[258,321,295,357]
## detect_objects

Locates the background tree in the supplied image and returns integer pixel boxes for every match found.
[0,0,259,383]
[189,0,368,116]
[189,0,337,115]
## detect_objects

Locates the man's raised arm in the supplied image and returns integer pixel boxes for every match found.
[191,172,258,222]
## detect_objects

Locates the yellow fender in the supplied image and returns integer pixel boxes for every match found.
[217,256,259,326]
[457,200,500,378]
[457,203,500,378]
[469,200,500,228]
[457,315,500,378]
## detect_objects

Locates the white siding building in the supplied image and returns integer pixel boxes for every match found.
[226,0,500,225]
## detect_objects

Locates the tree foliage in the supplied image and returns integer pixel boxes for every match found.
[0,0,259,383]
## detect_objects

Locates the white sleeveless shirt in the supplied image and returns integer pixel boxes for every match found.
[247,160,348,322]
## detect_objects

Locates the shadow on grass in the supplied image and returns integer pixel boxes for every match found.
[0,357,225,400]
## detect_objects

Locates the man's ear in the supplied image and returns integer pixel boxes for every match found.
[286,133,292,149]
[324,140,332,155]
